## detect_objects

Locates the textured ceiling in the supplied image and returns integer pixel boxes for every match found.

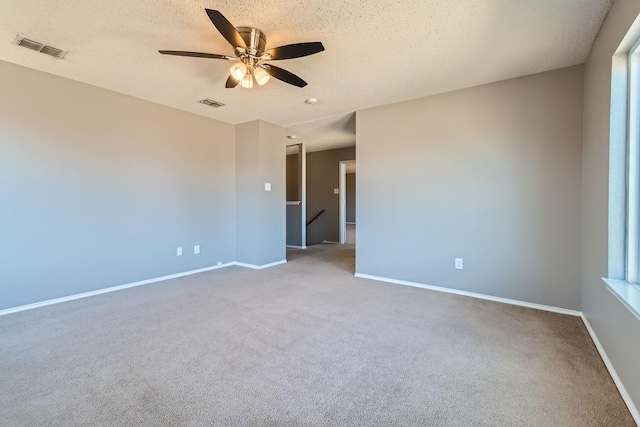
[0,0,611,151]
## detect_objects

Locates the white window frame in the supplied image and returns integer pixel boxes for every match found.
[625,38,640,284]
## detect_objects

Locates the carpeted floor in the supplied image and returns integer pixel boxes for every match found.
[0,244,635,426]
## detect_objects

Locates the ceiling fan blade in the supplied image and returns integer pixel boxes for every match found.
[205,9,247,50]
[226,75,240,88]
[263,42,324,60]
[261,64,307,88]
[159,50,235,60]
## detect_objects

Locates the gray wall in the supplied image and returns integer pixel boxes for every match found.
[346,173,356,223]
[306,147,356,245]
[356,66,584,310]
[0,60,236,310]
[258,121,286,264]
[582,0,640,411]
[235,120,286,265]
[286,153,299,201]
[235,121,261,265]
[286,205,303,247]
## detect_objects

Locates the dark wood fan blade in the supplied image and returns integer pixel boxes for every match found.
[261,64,307,87]
[158,50,234,60]
[226,75,240,88]
[205,9,247,50]
[264,42,324,60]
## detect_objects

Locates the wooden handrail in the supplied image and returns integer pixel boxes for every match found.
[306,209,326,227]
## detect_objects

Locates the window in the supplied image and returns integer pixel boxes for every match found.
[605,31,640,321]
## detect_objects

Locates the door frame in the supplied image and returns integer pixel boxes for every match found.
[300,143,307,248]
[339,160,356,244]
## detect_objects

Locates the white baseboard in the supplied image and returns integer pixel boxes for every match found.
[233,259,287,270]
[286,245,307,249]
[322,240,340,244]
[354,273,640,421]
[0,263,235,317]
[0,259,287,316]
[353,273,582,317]
[0,259,289,317]
[581,315,640,425]
[354,272,638,422]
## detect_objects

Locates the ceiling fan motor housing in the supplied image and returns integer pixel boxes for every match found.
[236,27,266,55]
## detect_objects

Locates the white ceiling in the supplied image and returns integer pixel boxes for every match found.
[287,113,355,152]
[0,0,611,151]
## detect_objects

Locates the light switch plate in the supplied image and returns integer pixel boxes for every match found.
[265,183,271,191]
[455,258,463,270]
[194,245,200,254]
[334,188,339,194]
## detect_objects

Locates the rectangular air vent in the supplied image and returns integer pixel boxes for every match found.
[199,99,225,108]
[16,37,42,51]
[14,35,68,59]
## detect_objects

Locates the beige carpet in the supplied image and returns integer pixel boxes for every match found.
[0,244,634,426]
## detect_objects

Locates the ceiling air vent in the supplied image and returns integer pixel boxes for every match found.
[13,35,68,59]
[199,99,225,108]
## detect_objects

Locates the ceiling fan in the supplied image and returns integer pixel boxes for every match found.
[159,9,324,89]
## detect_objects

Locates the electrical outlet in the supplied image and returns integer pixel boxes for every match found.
[455,258,463,270]
[194,245,200,254]
[177,247,182,256]
[217,261,222,266]
[264,183,271,191]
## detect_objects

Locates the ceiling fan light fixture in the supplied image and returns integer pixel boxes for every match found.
[230,62,247,80]
[241,72,254,89]
[254,67,270,86]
